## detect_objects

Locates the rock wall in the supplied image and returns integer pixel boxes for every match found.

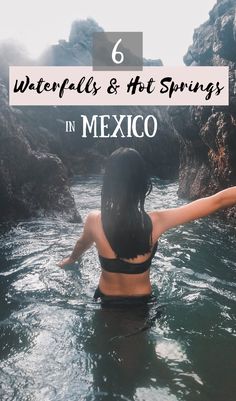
[0,83,80,222]
[170,0,236,221]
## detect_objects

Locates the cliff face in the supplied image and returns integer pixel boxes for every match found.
[0,83,80,222]
[170,0,236,221]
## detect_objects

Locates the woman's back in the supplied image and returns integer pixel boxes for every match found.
[91,211,158,296]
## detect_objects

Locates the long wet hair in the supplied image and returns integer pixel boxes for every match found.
[101,147,153,259]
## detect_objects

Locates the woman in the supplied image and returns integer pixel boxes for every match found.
[57,147,236,304]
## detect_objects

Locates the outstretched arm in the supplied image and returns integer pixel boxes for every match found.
[154,186,236,235]
[57,213,94,268]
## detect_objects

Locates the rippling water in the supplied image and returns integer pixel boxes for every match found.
[0,176,236,401]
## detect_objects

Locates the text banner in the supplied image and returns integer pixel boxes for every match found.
[9,66,229,106]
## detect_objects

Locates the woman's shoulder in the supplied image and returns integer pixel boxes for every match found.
[87,210,101,217]
[83,211,101,237]
[85,210,101,227]
[147,210,160,223]
[86,210,101,224]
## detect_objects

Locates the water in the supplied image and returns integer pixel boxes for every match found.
[0,176,236,401]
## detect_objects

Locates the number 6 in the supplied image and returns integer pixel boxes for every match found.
[112,38,124,64]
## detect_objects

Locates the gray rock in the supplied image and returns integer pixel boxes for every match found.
[171,0,236,222]
[0,82,80,222]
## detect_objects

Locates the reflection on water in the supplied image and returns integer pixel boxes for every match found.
[0,176,236,401]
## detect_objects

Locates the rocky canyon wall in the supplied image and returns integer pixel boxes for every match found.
[170,0,236,221]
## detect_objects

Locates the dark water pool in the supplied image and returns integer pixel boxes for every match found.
[0,176,236,401]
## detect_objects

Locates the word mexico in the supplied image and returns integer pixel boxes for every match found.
[66,115,159,138]
[9,66,229,106]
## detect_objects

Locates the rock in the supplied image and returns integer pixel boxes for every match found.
[171,0,236,222]
[0,82,80,222]
[40,18,103,66]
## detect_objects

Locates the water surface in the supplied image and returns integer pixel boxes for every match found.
[0,176,236,401]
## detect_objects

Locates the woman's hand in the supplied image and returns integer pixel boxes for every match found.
[57,256,76,268]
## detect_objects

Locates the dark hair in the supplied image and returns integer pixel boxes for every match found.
[101,147,153,259]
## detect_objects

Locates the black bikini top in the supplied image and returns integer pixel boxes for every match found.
[99,242,158,274]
